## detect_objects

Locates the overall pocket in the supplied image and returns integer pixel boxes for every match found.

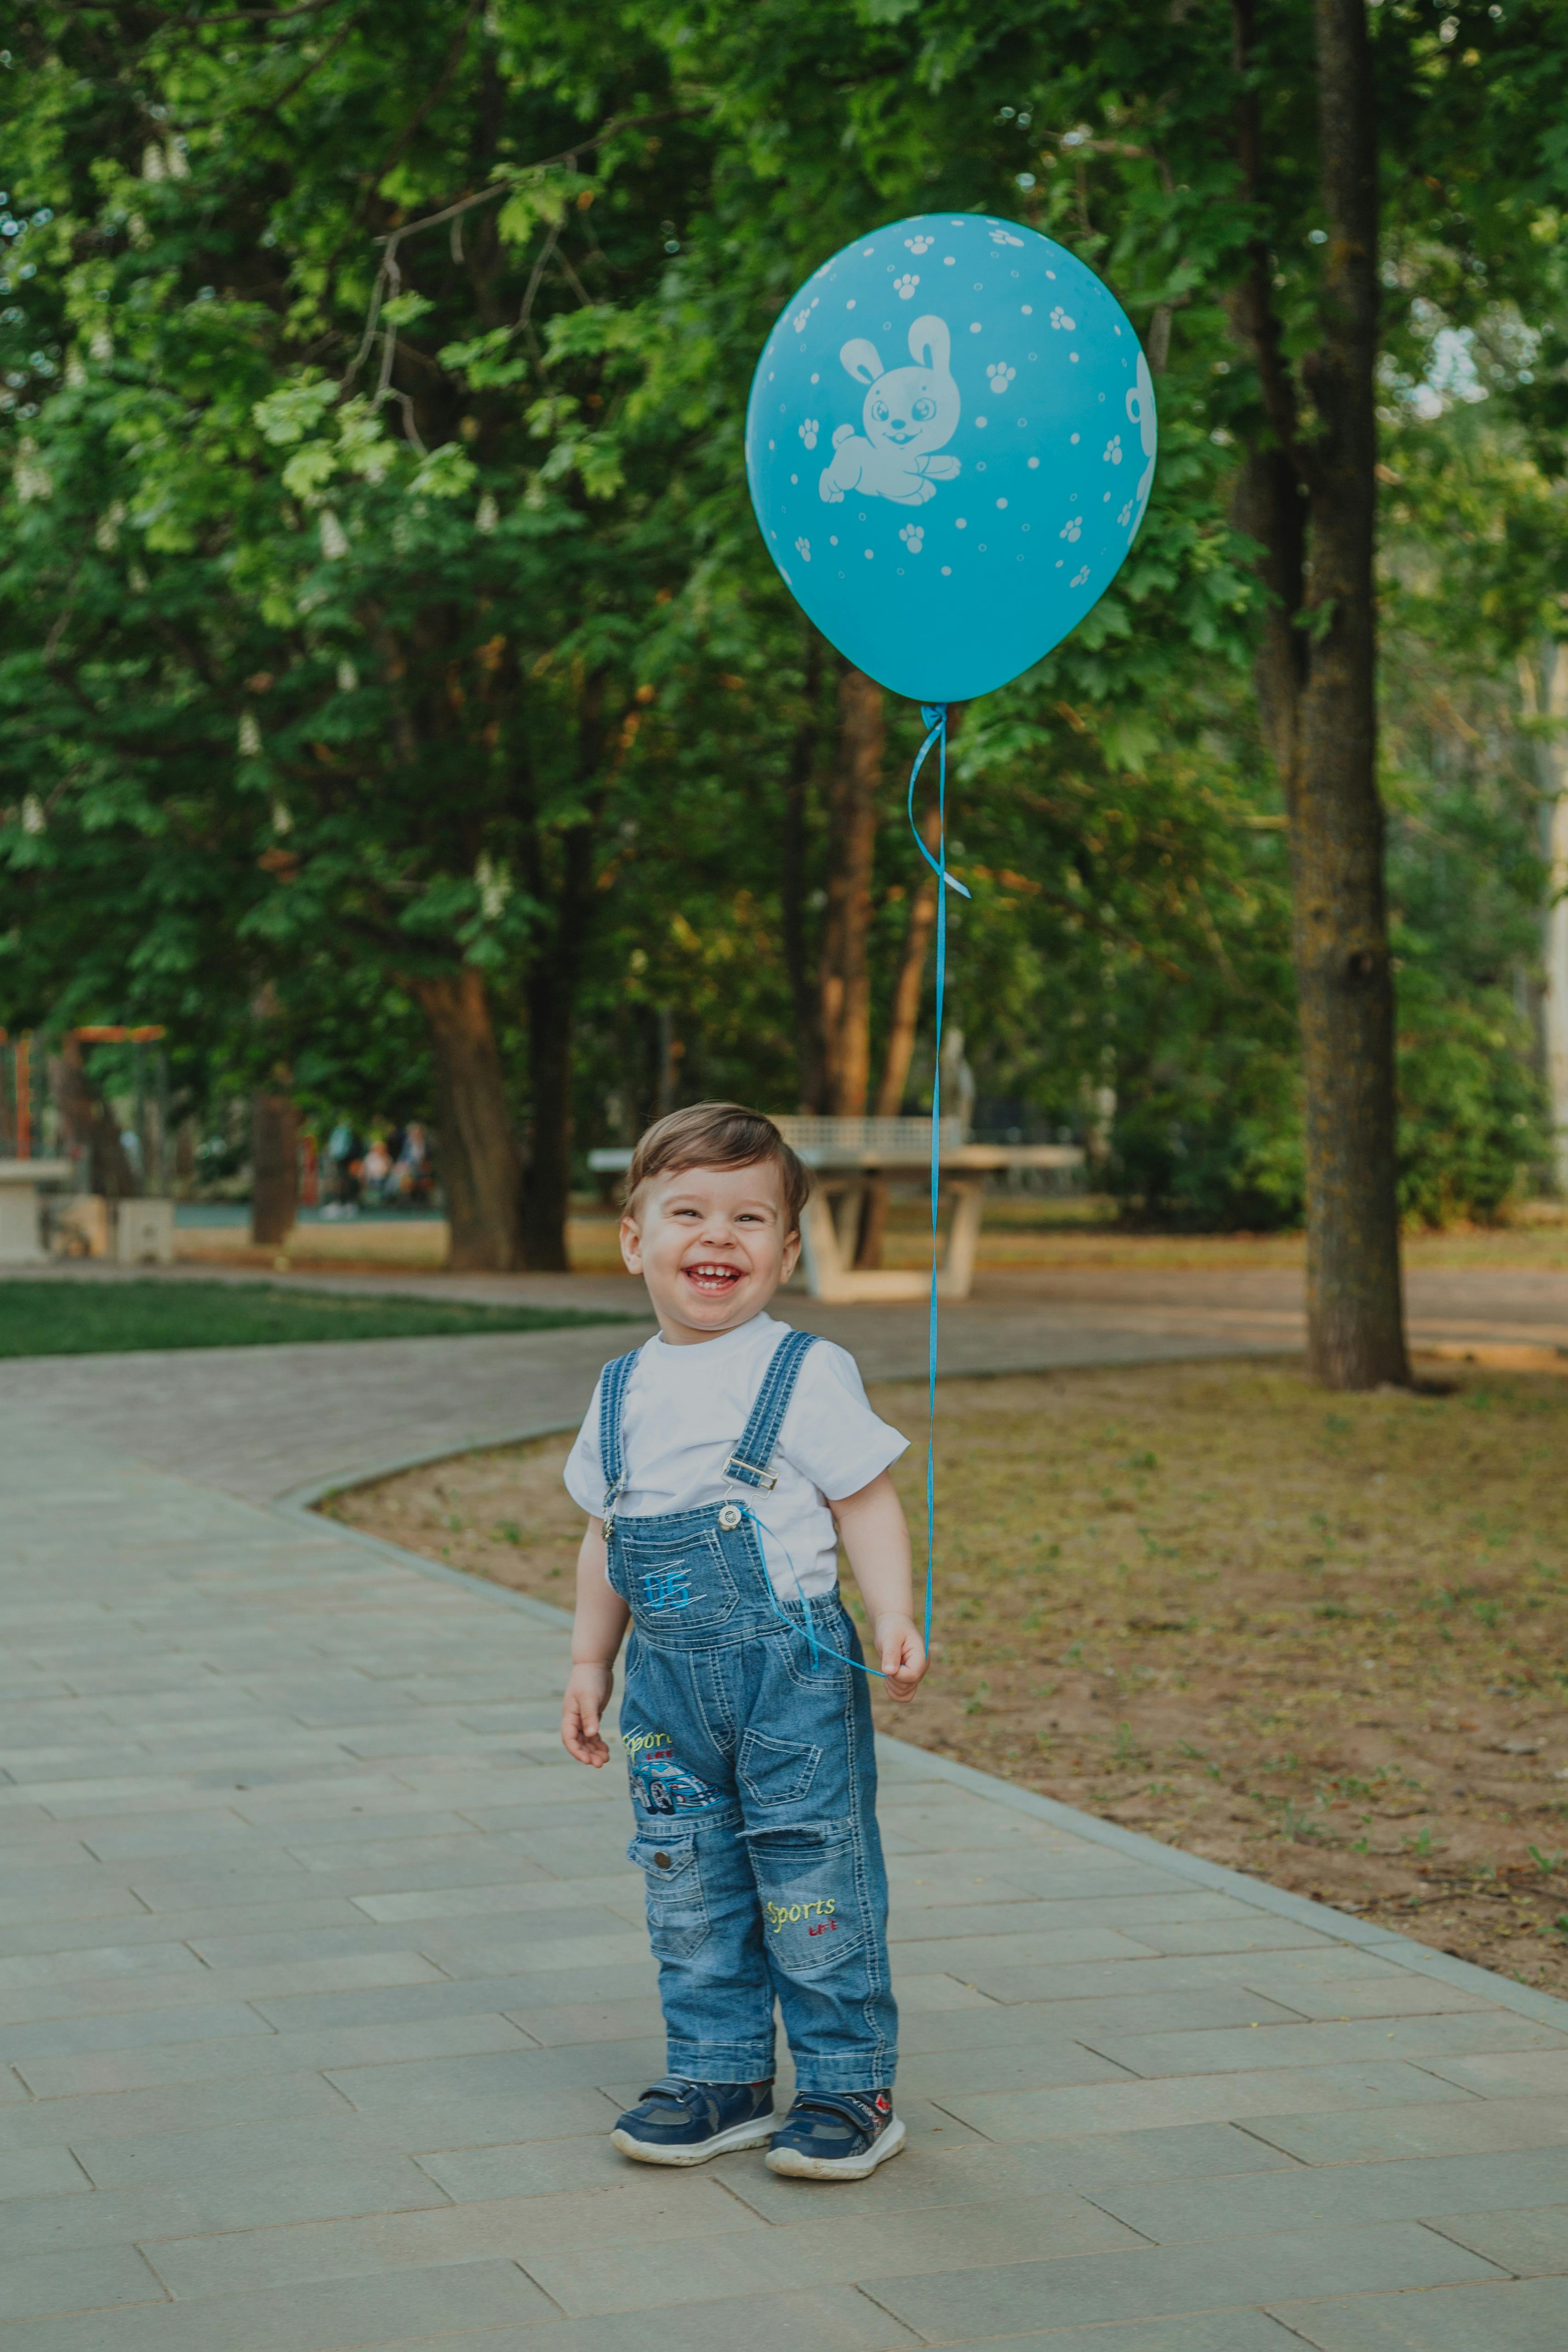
[749,1823,864,1978]
[618,1527,739,1635]
[627,1833,710,1962]
[738,1727,821,1808]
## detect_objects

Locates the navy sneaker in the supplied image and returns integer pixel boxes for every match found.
[610,2075,775,2166]
[765,2089,906,2180]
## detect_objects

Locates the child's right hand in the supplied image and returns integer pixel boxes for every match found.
[561,1662,615,1767]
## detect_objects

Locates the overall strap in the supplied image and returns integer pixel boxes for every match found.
[725,1329,819,1491]
[596,1347,642,1510]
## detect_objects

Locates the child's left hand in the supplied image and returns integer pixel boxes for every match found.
[874,1613,927,1702]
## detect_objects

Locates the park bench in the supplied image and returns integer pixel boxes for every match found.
[588,1117,1083,1302]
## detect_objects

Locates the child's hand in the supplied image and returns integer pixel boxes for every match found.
[874,1613,927,1703]
[561,1662,615,1765]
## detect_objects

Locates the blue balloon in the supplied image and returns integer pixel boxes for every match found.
[745,214,1156,706]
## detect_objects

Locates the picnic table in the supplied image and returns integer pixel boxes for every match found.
[587,1118,1083,1302]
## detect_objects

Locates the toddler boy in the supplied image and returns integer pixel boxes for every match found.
[560,1102,927,2179]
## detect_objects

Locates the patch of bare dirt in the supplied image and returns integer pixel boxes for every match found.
[326,1356,1568,1995]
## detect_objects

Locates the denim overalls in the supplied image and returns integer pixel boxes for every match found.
[600,1328,897,2095]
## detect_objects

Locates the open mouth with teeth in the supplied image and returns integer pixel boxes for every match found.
[682,1260,745,1297]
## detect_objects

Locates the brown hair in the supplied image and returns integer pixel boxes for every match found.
[624,1103,810,1233]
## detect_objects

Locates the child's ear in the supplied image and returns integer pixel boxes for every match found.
[780,1225,802,1283]
[619,1212,644,1273]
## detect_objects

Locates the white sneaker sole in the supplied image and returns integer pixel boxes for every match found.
[610,2113,776,2167]
[765,2113,907,2180]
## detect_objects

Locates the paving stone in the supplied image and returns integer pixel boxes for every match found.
[891,2321,1304,2352]
[0,2066,353,2152]
[929,2060,1474,2143]
[0,2160,449,2261]
[0,2002,272,2063]
[0,2255,554,2352]
[521,2191,1147,2316]
[359,2283,923,2352]
[0,2244,164,2323]
[866,2224,1504,2341]
[12,2011,534,2101]
[710,2124,1295,2227]
[142,2174,761,2300]
[252,1963,657,2034]
[1420,2046,1568,2097]
[69,2112,437,2191]
[325,2039,667,2113]
[1268,2277,1566,2350]
[1240,2093,1568,2167]
[1425,2206,1568,2276]
[0,2148,89,2202]
[1078,2015,1568,2079]
[1089,2147,1568,2243]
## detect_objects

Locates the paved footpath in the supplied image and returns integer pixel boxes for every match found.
[1,1320,1567,2348]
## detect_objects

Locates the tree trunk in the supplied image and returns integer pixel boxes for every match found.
[819,667,883,1116]
[1293,0,1407,1386]
[413,968,523,1270]
[854,806,941,1268]
[251,1091,298,1246]
[1229,0,1408,1387]
[1520,640,1568,1189]
[522,958,575,1271]
[53,1039,139,1199]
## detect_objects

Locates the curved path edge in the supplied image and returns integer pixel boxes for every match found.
[275,1439,1568,2038]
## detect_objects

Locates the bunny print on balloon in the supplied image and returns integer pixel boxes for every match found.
[819,315,961,508]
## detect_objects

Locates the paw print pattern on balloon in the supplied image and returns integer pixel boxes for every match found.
[1070,563,1090,588]
[1059,516,1082,542]
[1104,434,1123,464]
[1119,497,1135,528]
[904,234,934,254]
[989,227,1024,246]
[795,537,811,561]
[799,418,819,450]
[986,361,1016,394]
[1049,306,1075,331]
[792,297,820,334]
[899,523,925,552]
[894,274,920,300]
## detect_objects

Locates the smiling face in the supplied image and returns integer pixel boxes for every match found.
[620,1159,801,1345]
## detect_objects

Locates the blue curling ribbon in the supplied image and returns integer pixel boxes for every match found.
[911,705,966,1660]
[730,708,966,1685]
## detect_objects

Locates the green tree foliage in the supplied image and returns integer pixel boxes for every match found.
[1,0,1562,1264]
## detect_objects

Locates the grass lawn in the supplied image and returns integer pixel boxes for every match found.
[328,1355,1568,1995]
[0,1278,637,1357]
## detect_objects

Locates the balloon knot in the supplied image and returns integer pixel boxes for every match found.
[920,703,947,732]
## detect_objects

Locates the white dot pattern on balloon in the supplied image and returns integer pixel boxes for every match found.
[996,498,1008,508]
[955,517,967,529]
[941,564,952,575]
[1027,456,1040,468]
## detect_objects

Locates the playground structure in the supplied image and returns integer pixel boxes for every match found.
[0,1026,176,1265]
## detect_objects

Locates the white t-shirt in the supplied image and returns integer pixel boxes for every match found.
[563,1313,907,1602]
